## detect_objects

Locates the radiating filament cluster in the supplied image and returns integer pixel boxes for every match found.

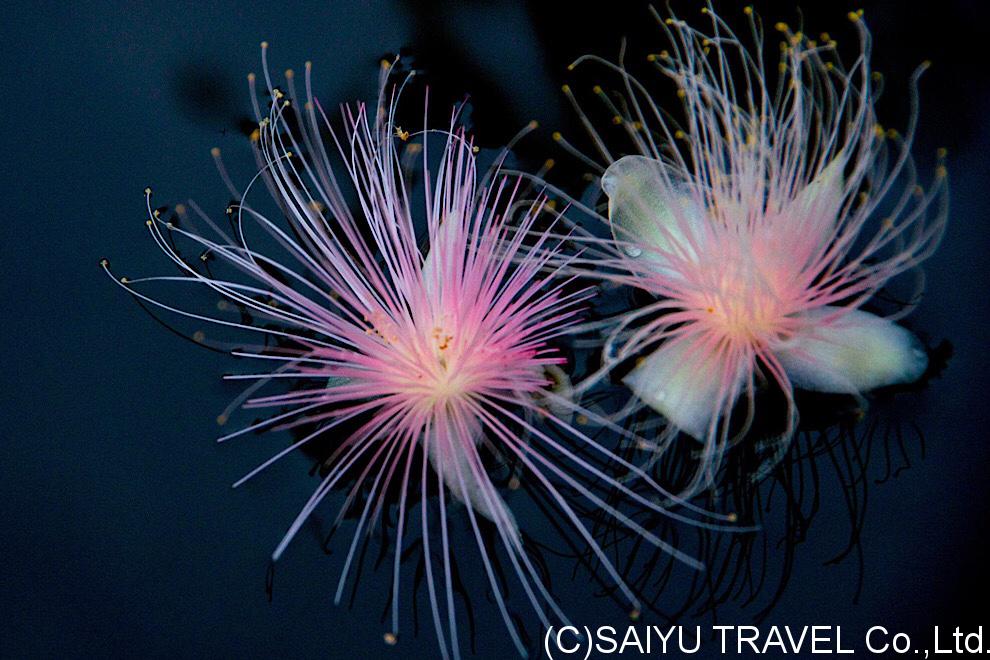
[104,4,947,659]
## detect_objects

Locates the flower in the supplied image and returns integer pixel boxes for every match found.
[553,6,948,491]
[104,51,732,658]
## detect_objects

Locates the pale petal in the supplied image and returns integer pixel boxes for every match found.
[543,365,574,421]
[622,335,746,440]
[420,210,462,296]
[784,157,846,253]
[774,307,928,393]
[425,416,520,540]
[789,158,845,219]
[326,376,351,389]
[601,155,702,262]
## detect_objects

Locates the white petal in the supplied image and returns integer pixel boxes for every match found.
[543,365,574,421]
[789,158,845,218]
[774,307,928,393]
[601,155,702,262]
[420,211,461,296]
[784,157,846,253]
[622,336,745,440]
[425,417,520,539]
[326,376,351,389]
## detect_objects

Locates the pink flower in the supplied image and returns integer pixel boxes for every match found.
[555,7,948,491]
[105,51,732,658]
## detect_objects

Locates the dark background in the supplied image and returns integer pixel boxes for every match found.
[2,1,988,657]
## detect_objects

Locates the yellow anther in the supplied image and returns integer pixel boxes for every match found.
[552,131,562,141]
[561,83,571,93]
[260,41,268,49]
[284,68,294,79]
[743,6,753,16]
[592,85,603,94]
[677,88,686,99]
[210,147,221,158]
[383,632,397,646]
[937,147,948,158]
[674,129,685,139]
[775,21,788,32]
[936,165,948,178]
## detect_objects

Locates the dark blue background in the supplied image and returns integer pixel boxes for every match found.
[2,1,989,657]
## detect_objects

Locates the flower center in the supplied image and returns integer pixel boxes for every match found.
[699,262,788,346]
